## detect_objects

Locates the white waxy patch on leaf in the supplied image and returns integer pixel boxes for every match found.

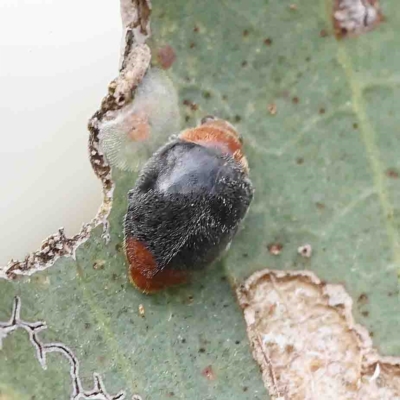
[100,68,180,172]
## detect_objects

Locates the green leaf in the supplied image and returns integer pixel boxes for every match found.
[2,0,400,399]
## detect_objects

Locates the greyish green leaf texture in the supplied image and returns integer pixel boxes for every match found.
[1,0,400,399]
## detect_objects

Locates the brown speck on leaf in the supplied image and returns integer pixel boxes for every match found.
[234,115,242,123]
[202,365,215,380]
[319,107,326,114]
[286,344,295,354]
[97,355,106,365]
[193,25,199,33]
[157,45,176,70]
[320,29,329,37]
[243,29,249,37]
[292,96,300,104]
[309,358,324,372]
[268,103,277,115]
[362,311,370,317]
[358,293,368,304]
[316,202,325,210]
[386,169,399,179]
[183,99,198,111]
[268,243,283,256]
[298,244,312,258]
[93,260,105,270]
[289,4,298,10]
[296,157,304,165]
[241,60,248,67]
[189,42,196,49]
[264,38,272,46]
[139,304,145,317]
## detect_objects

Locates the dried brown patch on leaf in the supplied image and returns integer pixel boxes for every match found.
[157,44,177,69]
[237,269,400,400]
[267,243,283,256]
[120,0,152,40]
[333,0,383,39]
[0,0,151,280]
[3,229,86,280]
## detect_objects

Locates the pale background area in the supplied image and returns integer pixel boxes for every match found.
[0,0,121,264]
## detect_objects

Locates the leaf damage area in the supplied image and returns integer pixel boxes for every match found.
[0,0,152,281]
[0,297,131,400]
[333,0,383,38]
[237,269,400,400]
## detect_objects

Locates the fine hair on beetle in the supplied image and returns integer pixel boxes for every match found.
[124,116,253,293]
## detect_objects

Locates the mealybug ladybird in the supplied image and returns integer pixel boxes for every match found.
[124,117,253,293]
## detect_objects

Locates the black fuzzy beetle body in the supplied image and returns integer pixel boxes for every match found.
[124,118,253,293]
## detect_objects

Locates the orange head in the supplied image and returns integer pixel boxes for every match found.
[178,116,248,173]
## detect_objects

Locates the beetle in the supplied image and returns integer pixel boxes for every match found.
[124,116,253,293]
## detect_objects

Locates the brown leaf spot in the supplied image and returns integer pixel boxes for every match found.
[357,293,369,305]
[93,260,105,270]
[157,45,176,70]
[183,99,199,111]
[267,103,277,115]
[202,365,215,380]
[298,244,312,258]
[362,311,370,317]
[319,29,329,37]
[386,169,399,179]
[267,243,283,256]
[264,38,273,46]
